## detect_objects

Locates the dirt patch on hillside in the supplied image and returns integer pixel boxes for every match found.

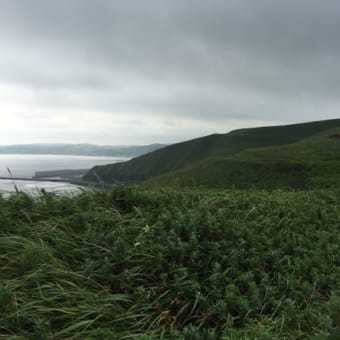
[328,133,340,141]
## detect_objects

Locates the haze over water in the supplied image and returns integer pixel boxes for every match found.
[0,154,129,178]
[0,154,128,195]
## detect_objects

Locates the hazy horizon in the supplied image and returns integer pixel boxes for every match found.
[0,154,128,177]
[1,1,340,145]
[0,142,166,147]
[1,117,340,147]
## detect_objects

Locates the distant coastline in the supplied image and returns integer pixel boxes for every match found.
[0,143,166,158]
[0,154,128,178]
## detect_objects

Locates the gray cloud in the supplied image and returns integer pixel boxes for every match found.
[0,0,340,144]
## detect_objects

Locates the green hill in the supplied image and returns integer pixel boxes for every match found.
[84,119,340,183]
[234,126,340,162]
[146,126,340,189]
[145,158,311,189]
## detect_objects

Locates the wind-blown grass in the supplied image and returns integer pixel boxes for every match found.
[0,186,339,338]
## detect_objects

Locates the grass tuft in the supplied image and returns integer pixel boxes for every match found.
[0,186,339,338]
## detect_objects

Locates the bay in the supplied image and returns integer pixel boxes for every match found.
[0,179,83,197]
[0,154,129,178]
[0,154,129,195]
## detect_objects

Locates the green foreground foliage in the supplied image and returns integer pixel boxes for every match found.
[0,186,339,338]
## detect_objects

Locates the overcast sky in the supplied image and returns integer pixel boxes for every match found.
[1,0,340,145]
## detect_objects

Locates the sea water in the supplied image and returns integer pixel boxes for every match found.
[0,154,128,195]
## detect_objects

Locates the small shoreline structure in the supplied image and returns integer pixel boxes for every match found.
[0,164,114,195]
[33,169,114,189]
[33,168,89,180]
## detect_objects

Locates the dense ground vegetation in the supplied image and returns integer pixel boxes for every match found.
[1,186,339,338]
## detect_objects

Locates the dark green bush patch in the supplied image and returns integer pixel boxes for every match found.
[0,186,339,338]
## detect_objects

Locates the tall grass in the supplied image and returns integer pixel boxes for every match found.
[0,186,339,338]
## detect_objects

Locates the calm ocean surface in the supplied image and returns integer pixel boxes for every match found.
[0,179,83,197]
[0,154,129,195]
[0,154,129,177]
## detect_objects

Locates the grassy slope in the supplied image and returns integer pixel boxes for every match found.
[146,126,340,189]
[234,126,340,162]
[0,186,339,338]
[84,119,340,183]
[146,158,312,189]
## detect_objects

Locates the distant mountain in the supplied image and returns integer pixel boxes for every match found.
[84,119,340,184]
[0,143,166,157]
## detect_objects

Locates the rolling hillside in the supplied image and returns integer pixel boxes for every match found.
[84,119,340,183]
[146,126,340,189]
[233,126,340,162]
[145,158,311,189]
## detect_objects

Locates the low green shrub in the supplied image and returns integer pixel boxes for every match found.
[0,186,339,338]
